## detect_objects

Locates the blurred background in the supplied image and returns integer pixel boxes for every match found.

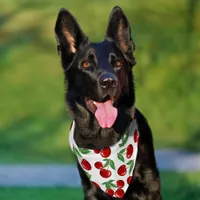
[0,0,200,199]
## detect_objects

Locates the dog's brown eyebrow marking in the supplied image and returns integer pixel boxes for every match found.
[109,53,117,64]
[110,53,117,58]
[87,48,96,56]
[62,28,76,53]
[87,49,98,64]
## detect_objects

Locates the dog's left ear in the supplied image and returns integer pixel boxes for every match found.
[54,8,88,69]
[105,6,135,66]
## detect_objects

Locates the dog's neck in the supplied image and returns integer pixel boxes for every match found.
[73,106,135,149]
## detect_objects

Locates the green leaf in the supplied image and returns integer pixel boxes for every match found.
[104,160,109,168]
[119,148,126,154]
[110,160,116,170]
[119,133,129,146]
[80,149,90,154]
[73,147,82,158]
[103,159,109,162]
[126,160,133,165]
[72,147,76,154]
[88,174,91,179]
[105,183,110,189]
[76,149,82,158]
[110,182,117,188]
[121,135,125,145]
[129,161,134,175]
[119,143,123,147]
[118,153,125,163]
[124,132,129,145]
[85,172,91,179]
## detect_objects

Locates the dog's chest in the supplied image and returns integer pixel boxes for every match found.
[69,119,139,198]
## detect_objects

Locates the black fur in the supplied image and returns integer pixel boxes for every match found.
[55,6,162,200]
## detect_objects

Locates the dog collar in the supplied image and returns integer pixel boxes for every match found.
[69,119,139,198]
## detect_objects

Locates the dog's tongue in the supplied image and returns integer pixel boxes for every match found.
[95,100,118,128]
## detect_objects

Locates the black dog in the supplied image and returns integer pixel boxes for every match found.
[55,6,162,200]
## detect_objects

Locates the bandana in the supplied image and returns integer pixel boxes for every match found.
[69,118,139,198]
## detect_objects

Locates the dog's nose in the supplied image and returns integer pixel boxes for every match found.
[99,73,117,89]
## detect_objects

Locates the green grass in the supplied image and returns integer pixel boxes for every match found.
[0,172,200,200]
[0,188,83,200]
[0,0,200,163]
[161,172,200,200]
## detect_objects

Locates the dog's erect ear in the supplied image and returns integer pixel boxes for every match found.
[55,9,88,68]
[105,6,135,66]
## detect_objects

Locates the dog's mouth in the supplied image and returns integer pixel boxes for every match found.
[87,95,112,113]
[86,95,118,128]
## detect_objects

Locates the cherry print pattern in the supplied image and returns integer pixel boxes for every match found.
[127,176,132,184]
[126,144,133,158]
[94,149,101,154]
[100,147,111,158]
[100,169,112,178]
[117,180,125,188]
[94,161,103,169]
[81,159,91,171]
[92,181,100,188]
[117,165,127,176]
[134,130,139,143]
[69,119,139,198]
[106,188,114,196]
[115,188,125,198]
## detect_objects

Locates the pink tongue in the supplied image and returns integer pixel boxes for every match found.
[94,100,118,128]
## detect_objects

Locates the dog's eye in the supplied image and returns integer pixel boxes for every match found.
[82,61,90,68]
[114,60,122,68]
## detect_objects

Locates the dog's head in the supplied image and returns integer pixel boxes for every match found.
[55,6,136,130]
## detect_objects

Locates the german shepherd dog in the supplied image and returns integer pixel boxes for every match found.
[55,6,162,200]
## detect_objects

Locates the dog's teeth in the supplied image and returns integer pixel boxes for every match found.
[93,101,96,105]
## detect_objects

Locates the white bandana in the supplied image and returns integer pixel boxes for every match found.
[69,119,139,198]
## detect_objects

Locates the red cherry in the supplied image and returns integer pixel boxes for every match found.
[117,165,127,176]
[92,181,100,188]
[100,169,112,178]
[81,159,91,171]
[115,188,125,198]
[94,161,103,169]
[134,130,139,143]
[106,188,114,196]
[127,176,132,184]
[100,147,111,158]
[116,180,125,188]
[94,149,101,154]
[126,144,134,158]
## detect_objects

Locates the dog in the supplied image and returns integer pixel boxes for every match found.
[54,6,162,200]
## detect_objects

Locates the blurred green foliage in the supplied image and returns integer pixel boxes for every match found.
[0,0,199,163]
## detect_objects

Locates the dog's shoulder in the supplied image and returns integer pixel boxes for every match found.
[135,108,154,145]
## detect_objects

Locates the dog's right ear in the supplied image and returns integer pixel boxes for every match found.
[105,6,135,66]
[54,8,88,69]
